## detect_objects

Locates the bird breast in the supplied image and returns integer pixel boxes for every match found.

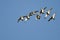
[42,9,44,13]
[48,10,50,14]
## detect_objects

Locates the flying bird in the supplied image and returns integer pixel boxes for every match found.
[48,13,56,21]
[17,7,56,23]
[40,7,47,14]
[32,10,39,15]
[23,15,30,21]
[28,11,39,17]
[35,15,41,20]
[17,16,24,23]
[44,8,53,18]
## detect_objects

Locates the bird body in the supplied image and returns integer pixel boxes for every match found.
[17,16,24,23]
[44,8,53,18]
[48,13,56,21]
[40,7,47,14]
[36,15,41,20]
[40,9,44,14]
[44,10,50,18]
[22,16,30,21]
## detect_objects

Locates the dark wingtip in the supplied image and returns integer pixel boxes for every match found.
[50,8,53,10]
[48,20,50,22]
[17,19,20,23]
[44,7,47,10]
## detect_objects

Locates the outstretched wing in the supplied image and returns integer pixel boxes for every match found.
[29,12,33,16]
[17,17,21,23]
[48,17,53,21]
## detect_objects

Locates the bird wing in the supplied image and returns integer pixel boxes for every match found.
[48,17,53,21]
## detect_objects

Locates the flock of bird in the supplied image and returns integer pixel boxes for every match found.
[17,7,56,23]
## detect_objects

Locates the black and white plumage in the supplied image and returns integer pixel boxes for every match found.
[44,8,53,18]
[17,16,24,23]
[40,7,47,14]
[28,11,39,17]
[36,15,41,20]
[28,12,33,16]
[17,7,56,23]
[24,15,30,21]
[17,15,30,22]
[48,13,56,21]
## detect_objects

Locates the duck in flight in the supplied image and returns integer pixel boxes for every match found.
[40,7,47,14]
[28,10,39,17]
[35,15,41,20]
[44,8,53,18]
[17,15,30,23]
[17,16,24,23]
[48,13,56,21]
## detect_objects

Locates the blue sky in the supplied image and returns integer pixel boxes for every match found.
[0,0,60,40]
